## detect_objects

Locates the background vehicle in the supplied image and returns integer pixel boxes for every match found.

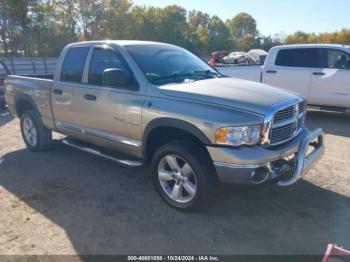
[217,44,350,112]
[208,51,228,66]
[0,61,9,106]
[4,41,324,211]
[222,51,247,64]
[246,49,268,65]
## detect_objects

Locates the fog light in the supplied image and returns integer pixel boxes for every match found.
[251,167,270,184]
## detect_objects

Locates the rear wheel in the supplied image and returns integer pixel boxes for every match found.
[20,110,52,151]
[151,141,217,211]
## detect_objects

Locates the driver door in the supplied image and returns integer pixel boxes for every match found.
[309,48,350,108]
[78,45,145,156]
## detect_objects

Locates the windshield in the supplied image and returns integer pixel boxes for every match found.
[125,44,221,85]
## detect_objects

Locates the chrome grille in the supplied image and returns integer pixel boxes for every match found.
[269,101,305,146]
[270,122,297,144]
[299,100,307,113]
[273,105,294,123]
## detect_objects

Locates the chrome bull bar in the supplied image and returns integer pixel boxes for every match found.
[278,128,325,187]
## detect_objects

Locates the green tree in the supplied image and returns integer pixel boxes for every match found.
[100,0,133,40]
[226,12,258,51]
[227,12,257,39]
[188,10,210,31]
[130,6,162,41]
[207,16,231,52]
[158,5,187,46]
[285,31,309,44]
[260,35,281,51]
[0,0,36,56]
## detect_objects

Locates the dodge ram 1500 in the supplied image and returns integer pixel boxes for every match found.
[4,41,325,210]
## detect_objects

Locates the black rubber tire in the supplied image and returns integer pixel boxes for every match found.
[20,110,52,151]
[151,141,217,211]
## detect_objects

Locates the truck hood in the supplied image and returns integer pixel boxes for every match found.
[159,77,301,115]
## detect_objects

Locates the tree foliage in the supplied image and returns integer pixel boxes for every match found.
[0,1,349,58]
[285,29,350,45]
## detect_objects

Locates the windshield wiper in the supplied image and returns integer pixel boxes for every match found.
[153,72,196,82]
[193,70,225,78]
[153,70,222,84]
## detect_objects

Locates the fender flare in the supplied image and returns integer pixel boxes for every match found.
[14,94,40,117]
[142,117,211,159]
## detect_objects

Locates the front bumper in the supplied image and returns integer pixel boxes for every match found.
[207,128,325,186]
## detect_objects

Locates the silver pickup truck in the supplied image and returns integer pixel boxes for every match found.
[4,41,325,210]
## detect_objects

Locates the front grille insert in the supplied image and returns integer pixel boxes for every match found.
[273,105,294,123]
[269,101,305,146]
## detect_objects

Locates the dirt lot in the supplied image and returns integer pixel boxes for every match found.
[0,108,349,255]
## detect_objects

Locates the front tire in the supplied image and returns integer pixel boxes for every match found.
[151,141,217,211]
[20,110,52,151]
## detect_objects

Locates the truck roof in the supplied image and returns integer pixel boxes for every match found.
[272,43,350,49]
[66,40,174,48]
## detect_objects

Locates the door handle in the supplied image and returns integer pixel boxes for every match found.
[84,94,97,101]
[313,72,325,76]
[53,89,63,95]
[266,70,277,74]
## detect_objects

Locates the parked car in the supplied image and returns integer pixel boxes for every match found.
[4,41,324,210]
[0,61,9,106]
[217,44,350,113]
[246,49,268,65]
[208,51,229,66]
[222,51,247,64]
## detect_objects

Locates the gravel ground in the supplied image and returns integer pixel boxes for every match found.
[0,108,349,255]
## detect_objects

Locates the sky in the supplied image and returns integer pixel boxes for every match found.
[132,0,349,36]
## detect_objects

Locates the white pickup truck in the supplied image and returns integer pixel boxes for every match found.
[217,44,350,113]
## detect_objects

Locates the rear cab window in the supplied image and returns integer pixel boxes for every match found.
[60,46,90,82]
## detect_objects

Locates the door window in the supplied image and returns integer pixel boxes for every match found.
[60,46,90,82]
[88,48,128,85]
[275,48,318,68]
[320,49,350,69]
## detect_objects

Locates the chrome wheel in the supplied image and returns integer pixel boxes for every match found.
[22,116,38,147]
[158,154,198,203]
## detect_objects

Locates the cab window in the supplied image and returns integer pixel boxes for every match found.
[275,48,318,68]
[320,49,350,69]
[88,48,128,85]
[61,46,90,82]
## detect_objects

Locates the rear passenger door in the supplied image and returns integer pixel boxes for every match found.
[51,45,90,138]
[309,48,350,108]
[264,48,317,98]
[78,45,144,155]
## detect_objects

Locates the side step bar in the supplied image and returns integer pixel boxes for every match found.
[62,139,143,167]
[308,105,350,114]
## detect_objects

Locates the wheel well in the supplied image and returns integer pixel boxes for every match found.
[145,126,208,162]
[16,99,35,117]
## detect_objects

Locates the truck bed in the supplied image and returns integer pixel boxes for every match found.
[4,75,54,128]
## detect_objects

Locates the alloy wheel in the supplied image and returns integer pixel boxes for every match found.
[158,154,198,203]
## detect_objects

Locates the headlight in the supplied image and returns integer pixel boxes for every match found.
[215,125,261,146]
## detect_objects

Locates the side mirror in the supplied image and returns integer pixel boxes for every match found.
[102,68,130,87]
